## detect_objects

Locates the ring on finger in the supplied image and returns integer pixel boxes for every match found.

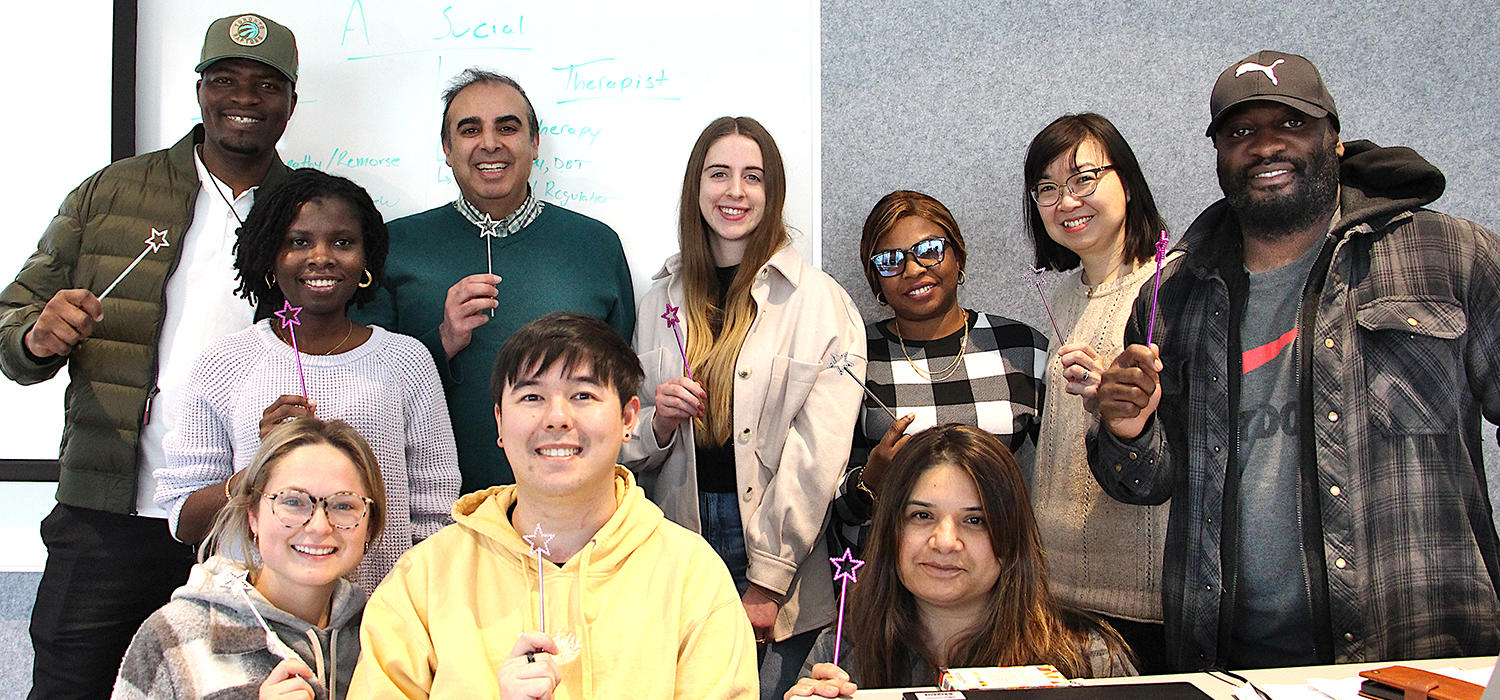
[525,651,535,663]
[1082,369,1091,382]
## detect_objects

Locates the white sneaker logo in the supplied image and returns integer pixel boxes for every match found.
[1235,58,1287,85]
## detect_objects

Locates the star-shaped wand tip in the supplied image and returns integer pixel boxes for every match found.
[523,523,555,557]
[830,547,865,583]
[273,300,302,329]
[477,213,502,238]
[827,351,853,373]
[661,302,681,326]
[144,228,171,254]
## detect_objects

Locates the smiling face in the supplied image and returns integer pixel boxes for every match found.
[496,359,641,504]
[1035,137,1129,262]
[697,134,767,266]
[197,58,296,164]
[443,82,539,218]
[249,442,370,604]
[274,197,365,321]
[1213,101,1343,238]
[875,216,960,327]
[897,462,1001,617]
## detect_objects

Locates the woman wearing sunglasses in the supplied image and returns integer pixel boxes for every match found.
[115,418,382,699]
[832,191,1046,554]
[624,116,865,697]
[154,169,459,594]
[1022,113,1174,672]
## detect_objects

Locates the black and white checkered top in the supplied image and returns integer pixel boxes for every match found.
[858,309,1048,457]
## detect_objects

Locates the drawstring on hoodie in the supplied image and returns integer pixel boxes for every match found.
[578,538,597,700]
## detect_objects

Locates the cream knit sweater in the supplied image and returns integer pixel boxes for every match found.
[1032,261,1172,623]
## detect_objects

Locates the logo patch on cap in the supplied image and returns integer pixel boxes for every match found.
[1235,58,1286,85]
[228,15,268,47]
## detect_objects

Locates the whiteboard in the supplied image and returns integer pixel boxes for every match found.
[0,3,113,462]
[137,0,823,303]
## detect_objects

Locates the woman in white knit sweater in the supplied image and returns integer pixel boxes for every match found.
[1022,113,1177,673]
[155,169,459,593]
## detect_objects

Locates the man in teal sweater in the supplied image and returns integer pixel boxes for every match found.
[355,68,634,492]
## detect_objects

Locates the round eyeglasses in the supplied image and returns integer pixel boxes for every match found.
[868,237,948,278]
[262,489,373,530]
[1029,165,1117,207]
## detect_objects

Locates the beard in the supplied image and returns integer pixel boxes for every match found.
[1218,140,1341,241]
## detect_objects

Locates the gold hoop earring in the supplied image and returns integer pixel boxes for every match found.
[959,270,967,285]
[265,273,276,288]
[358,269,373,288]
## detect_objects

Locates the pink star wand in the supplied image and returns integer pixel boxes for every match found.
[829,547,865,666]
[661,302,693,380]
[1147,230,1169,346]
[523,523,555,632]
[273,300,307,398]
[98,228,170,300]
[1023,265,1065,342]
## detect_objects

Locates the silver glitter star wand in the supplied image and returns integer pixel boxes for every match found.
[828,351,897,420]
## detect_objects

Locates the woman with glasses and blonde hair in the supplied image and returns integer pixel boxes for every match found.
[1022,113,1175,672]
[830,191,1047,555]
[787,424,1133,698]
[115,417,383,700]
[623,116,865,697]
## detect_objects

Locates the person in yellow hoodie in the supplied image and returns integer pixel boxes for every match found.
[349,311,758,698]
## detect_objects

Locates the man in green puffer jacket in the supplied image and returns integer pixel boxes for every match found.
[0,14,299,698]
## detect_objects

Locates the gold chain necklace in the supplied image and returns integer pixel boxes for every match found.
[322,320,357,355]
[894,310,969,381]
[276,319,357,355]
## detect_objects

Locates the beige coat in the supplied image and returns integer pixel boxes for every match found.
[622,245,865,641]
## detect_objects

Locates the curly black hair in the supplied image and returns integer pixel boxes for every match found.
[232,168,390,320]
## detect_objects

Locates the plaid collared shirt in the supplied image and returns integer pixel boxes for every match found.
[1090,161,1500,670]
[453,189,545,237]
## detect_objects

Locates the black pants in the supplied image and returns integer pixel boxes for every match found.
[28,504,195,699]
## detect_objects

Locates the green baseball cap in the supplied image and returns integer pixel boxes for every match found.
[196,13,298,84]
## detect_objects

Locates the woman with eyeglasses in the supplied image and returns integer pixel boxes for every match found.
[154,169,459,594]
[1022,113,1174,673]
[115,418,382,699]
[831,191,1046,554]
[786,424,1134,698]
[623,116,865,697]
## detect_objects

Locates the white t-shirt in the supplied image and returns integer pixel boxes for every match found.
[133,148,256,517]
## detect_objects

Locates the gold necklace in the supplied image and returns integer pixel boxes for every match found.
[276,319,357,355]
[894,310,969,381]
[322,320,357,356]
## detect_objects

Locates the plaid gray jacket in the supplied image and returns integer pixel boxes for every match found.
[1089,141,1500,671]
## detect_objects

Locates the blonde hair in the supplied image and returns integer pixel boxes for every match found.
[676,116,789,444]
[202,417,386,572]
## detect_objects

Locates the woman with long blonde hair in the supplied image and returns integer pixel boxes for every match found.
[623,116,865,697]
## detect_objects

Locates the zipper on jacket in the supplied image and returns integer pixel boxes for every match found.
[1295,232,1341,664]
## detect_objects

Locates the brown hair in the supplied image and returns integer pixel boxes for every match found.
[676,116,789,445]
[858,190,968,303]
[849,424,1130,685]
[202,417,386,572]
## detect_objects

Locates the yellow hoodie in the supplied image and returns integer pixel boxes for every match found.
[349,467,757,698]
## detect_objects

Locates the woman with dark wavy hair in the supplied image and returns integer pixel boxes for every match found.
[786,424,1133,697]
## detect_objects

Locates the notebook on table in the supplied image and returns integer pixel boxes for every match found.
[900,683,1213,699]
